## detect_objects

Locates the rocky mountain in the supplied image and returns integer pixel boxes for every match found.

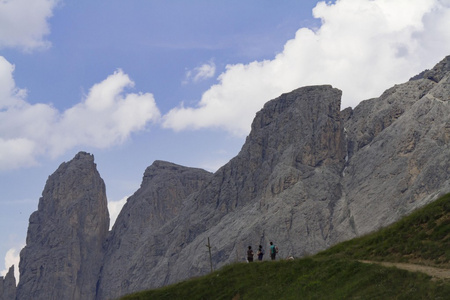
[96,161,213,300]
[96,84,347,300]
[335,60,450,238]
[96,55,450,299]
[16,152,109,300]
[10,55,450,300]
[0,266,16,300]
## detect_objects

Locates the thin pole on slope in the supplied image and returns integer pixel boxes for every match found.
[206,237,213,272]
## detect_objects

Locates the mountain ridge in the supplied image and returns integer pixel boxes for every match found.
[11,55,450,300]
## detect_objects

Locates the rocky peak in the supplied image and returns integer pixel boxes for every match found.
[0,265,16,300]
[421,55,450,83]
[342,55,450,158]
[409,55,450,82]
[96,161,213,300]
[111,160,213,233]
[16,152,109,300]
[197,85,346,213]
[247,85,345,168]
[95,84,349,299]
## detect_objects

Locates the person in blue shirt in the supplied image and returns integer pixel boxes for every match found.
[269,242,278,260]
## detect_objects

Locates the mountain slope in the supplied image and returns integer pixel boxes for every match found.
[121,193,450,300]
[102,56,450,299]
[318,192,450,267]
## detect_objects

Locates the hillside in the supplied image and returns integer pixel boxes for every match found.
[121,193,450,300]
[317,192,450,268]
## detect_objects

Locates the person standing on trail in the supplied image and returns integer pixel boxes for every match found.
[257,245,264,261]
[269,242,278,260]
[247,246,254,262]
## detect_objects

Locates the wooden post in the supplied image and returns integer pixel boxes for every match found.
[206,237,213,272]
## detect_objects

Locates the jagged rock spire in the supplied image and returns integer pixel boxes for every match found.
[16,152,109,300]
[0,265,16,300]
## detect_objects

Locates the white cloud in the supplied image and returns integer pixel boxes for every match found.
[1,246,22,282]
[163,0,450,136]
[51,69,161,157]
[199,159,228,173]
[0,138,38,170]
[0,0,59,51]
[108,196,127,229]
[184,61,216,84]
[0,57,161,170]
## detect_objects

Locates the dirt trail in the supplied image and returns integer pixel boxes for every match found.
[359,260,450,280]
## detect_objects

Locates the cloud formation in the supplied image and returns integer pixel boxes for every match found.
[184,61,216,84]
[1,246,22,281]
[163,0,450,136]
[0,0,59,51]
[0,57,161,171]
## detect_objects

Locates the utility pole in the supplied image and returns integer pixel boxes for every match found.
[206,237,213,272]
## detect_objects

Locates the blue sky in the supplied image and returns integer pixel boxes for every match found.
[1,0,450,279]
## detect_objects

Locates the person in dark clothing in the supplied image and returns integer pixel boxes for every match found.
[247,246,254,262]
[257,245,264,261]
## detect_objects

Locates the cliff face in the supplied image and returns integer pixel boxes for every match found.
[96,84,347,299]
[14,55,450,300]
[96,161,213,300]
[334,55,450,240]
[0,266,16,300]
[96,56,450,299]
[16,152,109,300]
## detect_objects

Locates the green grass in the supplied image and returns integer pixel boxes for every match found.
[317,193,450,267]
[122,259,450,300]
[121,193,450,300]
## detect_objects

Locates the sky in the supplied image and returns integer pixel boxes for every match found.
[1,0,450,280]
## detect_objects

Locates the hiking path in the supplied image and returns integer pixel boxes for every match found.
[359,260,450,280]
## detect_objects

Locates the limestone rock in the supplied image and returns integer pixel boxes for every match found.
[17,55,450,300]
[16,152,109,300]
[98,56,450,298]
[0,266,16,300]
[97,85,347,299]
[333,55,450,238]
[96,161,212,300]
[421,55,450,83]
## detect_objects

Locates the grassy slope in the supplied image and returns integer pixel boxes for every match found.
[121,193,450,300]
[317,192,450,267]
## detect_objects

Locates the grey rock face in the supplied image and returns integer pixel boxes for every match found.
[97,85,347,299]
[17,55,450,300]
[96,161,213,300]
[0,266,16,300]
[421,56,450,83]
[334,55,450,238]
[98,56,450,299]
[16,152,109,300]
